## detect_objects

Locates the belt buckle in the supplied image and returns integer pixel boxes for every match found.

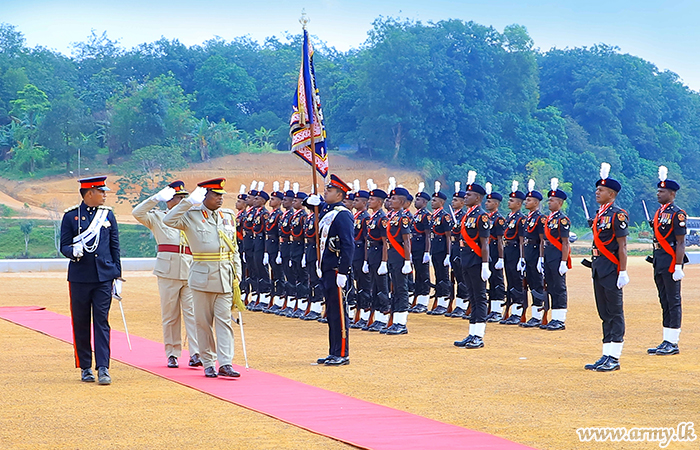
[592,249,600,257]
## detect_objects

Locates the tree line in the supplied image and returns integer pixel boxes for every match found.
[1,18,699,223]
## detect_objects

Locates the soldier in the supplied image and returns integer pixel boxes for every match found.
[301,196,324,321]
[263,182,285,313]
[520,179,546,328]
[235,186,249,301]
[483,183,506,323]
[410,183,432,314]
[417,182,451,314]
[501,181,527,324]
[132,180,201,368]
[279,188,308,317]
[349,182,372,328]
[363,186,391,331]
[383,186,413,335]
[250,184,271,310]
[269,183,295,313]
[453,171,491,349]
[584,163,629,372]
[242,181,258,306]
[308,174,355,366]
[647,166,686,356]
[163,178,242,379]
[437,182,467,317]
[344,190,358,318]
[60,176,122,385]
[542,178,571,331]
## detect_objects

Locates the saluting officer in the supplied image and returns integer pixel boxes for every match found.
[483,183,506,322]
[501,181,527,324]
[521,180,546,328]
[263,182,285,313]
[542,178,571,331]
[250,184,271,310]
[384,186,413,335]
[419,182,451,314]
[163,178,242,379]
[308,174,355,366]
[585,163,629,372]
[235,186,249,300]
[453,171,491,349]
[410,183,432,314]
[350,182,371,326]
[363,186,391,331]
[60,176,122,385]
[648,166,686,356]
[132,180,201,368]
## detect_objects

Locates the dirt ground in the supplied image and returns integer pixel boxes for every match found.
[1,256,698,449]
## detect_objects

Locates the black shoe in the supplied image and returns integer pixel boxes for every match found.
[316,355,331,364]
[218,364,241,378]
[167,355,178,368]
[188,353,203,367]
[386,324,408,335]
[454,335,474,347]
[584,356,608,371]
[324,355,349,366]
[655,341,679,356]
[81,368,95,383]
[486,312,503,323]
[446,307,466,318]
[204,366,218,378]
[380,323,397,334]
[411,304,428,314]
[317,316,328,323]
[350,318,367,329]
[246,301,258,311]
[595,356,620,372]
[461,314,471,320]
[254,302,267,312]
[500,314,521,325]
[302,311,321,321]
[465,336,484,349]
[291,309,305,319]
[367,321,386,332]
[647,343,661,355]
[97,367,111,385]
[427,306,447,316]
[277,306,292,316]
[264,304,281,314]
[520,317,541,328]
[545,320,566,331]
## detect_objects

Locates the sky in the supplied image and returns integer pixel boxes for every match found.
[4,0,699,92]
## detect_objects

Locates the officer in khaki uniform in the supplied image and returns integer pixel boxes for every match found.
[132,180,201,368]
[164,178,243,378]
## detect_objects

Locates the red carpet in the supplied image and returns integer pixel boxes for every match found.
[1,306,534,450]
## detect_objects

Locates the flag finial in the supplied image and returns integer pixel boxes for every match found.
[299,9,309,29]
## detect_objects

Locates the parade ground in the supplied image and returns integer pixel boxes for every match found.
[1,256,698,449]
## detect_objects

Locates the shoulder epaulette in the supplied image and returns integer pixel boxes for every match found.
[64,204,80,213]
[220,208,236,216]
[98,205,113,211]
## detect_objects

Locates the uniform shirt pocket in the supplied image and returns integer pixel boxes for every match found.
[189,265,210,290]
[154,253,172,276]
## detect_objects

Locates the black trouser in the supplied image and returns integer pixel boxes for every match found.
[388,253,410,313]
[488,242,505,301]
[411,252,430,297]
[367,245,390,313]
[281,241,293,297]
[431,251,450,298]
[243,234,255,293]
[593,271,625,343]
[503,242,524,309]
[352,242,371,309]
[289,240,305,299]
[322,270,349,357]
[306,244,322,303]
[451,242,468,299]
[238,239,249,294]
[253,235,270,294]
[69,281,112,369]
[544,257,567,310]
[524,244,544,306]
[462,264,487,323]
[654,270,682,329]
[266,239,284,297]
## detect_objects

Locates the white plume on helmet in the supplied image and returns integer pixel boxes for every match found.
[257,181,265,192]
[528,179,535,192]
[511,180,519,193]
[250,180,258,191]
[388,177,396,191]
[273,181,279,192]
[600,162,611,180]
[239,184,246,194]
[485,182,492,195]
[367,179,374,190]
[550,178,559,192]
[418,182,425,193]
[435,181,441,194]
[293,182,299,194]
[353,179,360,192]
[658,165,668,182]
[283,180,290,192]
[455,181,461,193]
[467,170,477,185]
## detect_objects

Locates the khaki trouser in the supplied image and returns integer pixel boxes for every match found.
[191,289,234,369]
[157,277,199,358]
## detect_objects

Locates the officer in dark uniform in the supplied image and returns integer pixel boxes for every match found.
[60,176,122,385]
[301,197,324,320]
[454,171,491,349]
[263,182,285,313]
[585,163,629,372]
[250,184,270,310]
[418,182,451,314]
[410,183,432,314]
[501,181,527,324]
[280,188,307,317]
[648,166,686,356]
[521,180,546,328]
[344,191,358,314]
[483,183,506,322]
[308,175,355,366]
[271,184,295,313]
[383,186,413,335]
[542,178,571,331]
[349,186,371,327]
[243,182,258,307]
[235,186,249,300]
[364,187,391,331]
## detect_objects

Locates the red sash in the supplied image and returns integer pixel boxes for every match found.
[591,204,619,271]
[459,210,482,257]
[653,205,676,273]
[387,215,406,259]
[544,215,572,268]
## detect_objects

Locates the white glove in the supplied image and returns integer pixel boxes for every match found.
[495,258,504,270]
[336,273,347,288]
[242,253,246,264]
[362,261,370,274]
[558,261,569,276]
[673,265,685,281]
[422,252,430,264]
[153,186,176,203]
[275,252,282,265]
[289,259,293,268]
[443,254,451,267]
[616,270,630,289]
[263,253,269,266]
[112,279,123,297]
[402,260,412,274]
[316,261,322,278]
[188,186,207,205]
[537,257,545,274]
[307,194,321,206]
[72,242,84,258]
[378,261,388,275]
[517,258,526,274]
[301,253,306,268]
[481,262,491,282]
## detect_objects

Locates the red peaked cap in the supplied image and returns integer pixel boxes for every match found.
[327,174,351,193]
[198,178,227,194]
[79,176,110,191]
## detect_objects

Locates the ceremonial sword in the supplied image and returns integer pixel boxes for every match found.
[113,279,132,351]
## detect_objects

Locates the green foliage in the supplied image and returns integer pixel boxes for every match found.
[115,144,185,206]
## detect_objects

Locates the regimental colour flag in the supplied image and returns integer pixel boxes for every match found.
[290,29,328,178]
